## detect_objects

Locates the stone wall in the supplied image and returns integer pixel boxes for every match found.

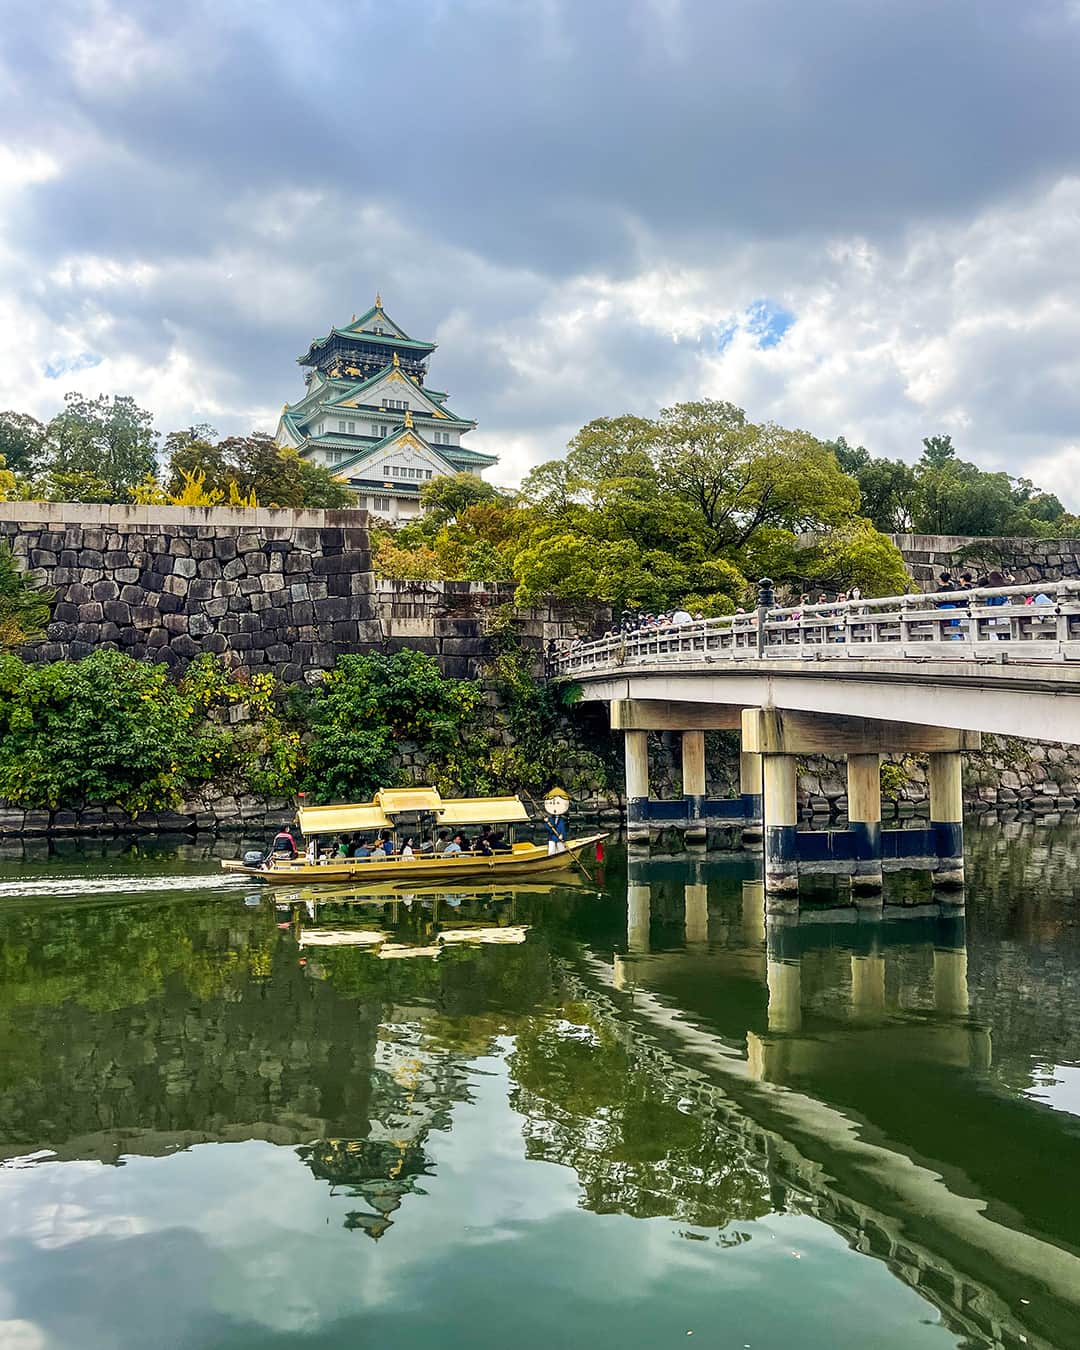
[1,502,375,682]
[889,533,1080,590]
[0,503,608,681]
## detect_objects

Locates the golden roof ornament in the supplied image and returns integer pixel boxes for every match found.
[404,409,413,429]
[392,351,400,367]
[375,291,382,308]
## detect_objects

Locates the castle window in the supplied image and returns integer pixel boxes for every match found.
[338,420,346,432]
[347,420,356,434]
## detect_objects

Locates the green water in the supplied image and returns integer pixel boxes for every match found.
[2,827,1080,1349]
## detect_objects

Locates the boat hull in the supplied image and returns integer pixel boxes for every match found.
[221,835,607,885]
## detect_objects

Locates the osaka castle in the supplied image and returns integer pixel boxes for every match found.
[276,296,497,519]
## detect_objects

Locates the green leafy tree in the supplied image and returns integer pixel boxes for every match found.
[300,650,481,802]
[165,427,353,509]
[420,471,507,524]
[44,393,158,501]
[0,411,47,476]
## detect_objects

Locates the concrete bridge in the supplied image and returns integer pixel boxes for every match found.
[554,581,1080,902]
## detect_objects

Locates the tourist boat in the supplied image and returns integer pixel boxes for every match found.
[221,787,606,885]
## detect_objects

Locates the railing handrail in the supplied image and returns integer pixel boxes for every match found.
[551,582,1080,676]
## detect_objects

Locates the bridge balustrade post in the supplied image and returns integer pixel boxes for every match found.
[847,753,883,899]
[684,879,709,946]
[624,729,651,849]
[681,730,707,847]
[929,750,965,890]
[762,753,799,904]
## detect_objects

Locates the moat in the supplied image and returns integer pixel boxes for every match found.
[1,824,1079,1349]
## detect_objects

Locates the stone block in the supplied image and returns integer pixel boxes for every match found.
[80,548,105,568]
[132,606,157,629]
[291,600,315,626]
[92,579,120,602]
[163,574,189,597]
[215,538,238,561]
[238,575,262,595]
[168,536,192,557]
[163,613,189,634]
[434,617,482,638]
[67,582,92,605]
[77,601,104,623]
[285,551,309,574]
[189,614,213,637]
[47,620,75,641]
[173,556,198,579]
[152,554,174,575]
[259,573,286,592]
[190,540,214,560]
[250,592,271,612]
[73,623,101,644]
[141,570,165,593]
[171,635,198,659]
[103,600,131,624]
[119,584,144,604]
[30,549,57,567]
[222,558,246,580]
[198,559,223,579]
[203,634,228,653]
[188,579,214,602]
[441,637,489,657]
[236,532,262,553]
[267,643,292,662]
[245,553,269,576]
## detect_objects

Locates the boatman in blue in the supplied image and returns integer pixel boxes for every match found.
[543,787,570,855]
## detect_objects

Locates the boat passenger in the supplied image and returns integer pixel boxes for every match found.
[337,834,351,857]
[353,839,372,859]
[442,834,463,857]
[348,832,364,857]
[401,837,416,859]
[490,833,512,853]
[378,830,395,856]
[476,835,493,856]
[433,830,451,854]
[269,825,297,860]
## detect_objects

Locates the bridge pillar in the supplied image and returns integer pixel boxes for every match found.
[766,954,802,1033]
[624,730,650,847]
[850,953,886,1021]
[933,945,969,1017]
[684,880,709,946]
[627,880,651,954]
[929,751,965,889]
[681,731,707,847]
[763,753,799,900]
[740,747,763,845]
[847,753,883,898]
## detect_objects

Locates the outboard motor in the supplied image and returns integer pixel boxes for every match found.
[243,850,265,868]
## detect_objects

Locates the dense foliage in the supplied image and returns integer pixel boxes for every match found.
[830,434,1076,538]
[0,542,51,650]
[0,399,351,509]
[375,402,911,610]
[0,647,606,815]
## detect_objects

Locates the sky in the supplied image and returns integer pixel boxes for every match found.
[2,0,1080,501]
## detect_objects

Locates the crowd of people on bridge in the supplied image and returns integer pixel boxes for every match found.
[547,569,1065,664]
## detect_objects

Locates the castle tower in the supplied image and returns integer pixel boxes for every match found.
[276,297,497,519]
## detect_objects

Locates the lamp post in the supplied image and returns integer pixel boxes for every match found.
[756,577,774,659]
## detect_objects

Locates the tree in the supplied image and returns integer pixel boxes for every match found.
[0,411,47,476]
[420,472,506,524]
[44,393,158,501]
[163,427,353,509]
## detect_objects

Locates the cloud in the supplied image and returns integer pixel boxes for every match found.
[1,1,1080,500]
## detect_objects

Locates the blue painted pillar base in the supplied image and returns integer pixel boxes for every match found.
[932,820,965,888]
[741,792,763,845]
[850,820,883,895]
[683,794,707,847]
[764,824,799,897]
[627,797,651,848]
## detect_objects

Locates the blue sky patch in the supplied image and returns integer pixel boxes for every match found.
[745,300,795,349]
[44,352,103,379]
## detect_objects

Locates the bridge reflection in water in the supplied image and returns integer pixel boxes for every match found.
[3,840,1080,1348]
[597,858,1080,1350]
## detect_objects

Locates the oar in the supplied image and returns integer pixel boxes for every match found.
[521,789,597,884]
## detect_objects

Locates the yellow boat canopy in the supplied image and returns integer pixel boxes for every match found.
[437,796,530,826]
[297,802,392,836]
[376,787,444,814]
[297,789,531,836]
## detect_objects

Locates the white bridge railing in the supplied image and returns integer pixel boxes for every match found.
[553,582,1080,676]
